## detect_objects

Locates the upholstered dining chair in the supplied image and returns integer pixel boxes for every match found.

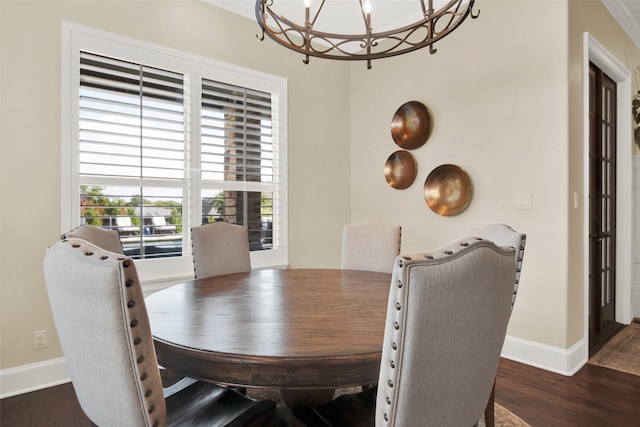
[469,224,526,315]
[43,238,276,427]
[191,222,251,279]
[292,237,517,427]
[62,224,123,254]
[468,223,526,427]
[63,224,186,387]
[341,220,402,274]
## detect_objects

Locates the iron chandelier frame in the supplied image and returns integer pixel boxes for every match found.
[256,0,479,69]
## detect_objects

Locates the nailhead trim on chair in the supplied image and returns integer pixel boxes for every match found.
[119,247,162,426]
[513,235,526,306]
[61,238,164,427]
[383,254,409,424]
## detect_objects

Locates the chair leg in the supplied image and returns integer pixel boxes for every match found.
[159,366,185,388]
[484,379,495,427]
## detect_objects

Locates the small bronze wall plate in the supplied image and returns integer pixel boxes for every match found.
[390,101,431,150]
[424,164,472,216]
[385,150,418,189]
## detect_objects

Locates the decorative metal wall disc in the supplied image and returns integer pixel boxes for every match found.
[390,101,431,150]
[424,164,472,216]
[385,150,417,189]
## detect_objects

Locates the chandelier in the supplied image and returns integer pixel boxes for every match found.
[256,0,479,69]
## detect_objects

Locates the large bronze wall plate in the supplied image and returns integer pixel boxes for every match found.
[424,164,472,216]
[390,101,431,150]
[384,150,417,189]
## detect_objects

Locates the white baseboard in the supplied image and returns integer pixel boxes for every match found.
[632,285,640,319]
[1,334,588,399]
[0,358,70,399]
[501,335,587,376]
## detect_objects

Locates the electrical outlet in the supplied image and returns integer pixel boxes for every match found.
[33,330,47,350]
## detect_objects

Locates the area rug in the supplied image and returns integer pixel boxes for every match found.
[249,388,530,426]
[484,403,530,427]
[588,323,640,376]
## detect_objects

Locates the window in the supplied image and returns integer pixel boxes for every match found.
[78,52,186,259]
[62,23,288,284]
[200,79,276,252]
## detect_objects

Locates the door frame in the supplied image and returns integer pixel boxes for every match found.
[582,33,633,351]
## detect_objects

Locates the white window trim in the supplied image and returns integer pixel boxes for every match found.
[61,22,288,287]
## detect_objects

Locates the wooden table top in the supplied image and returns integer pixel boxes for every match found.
[146,268,391,391]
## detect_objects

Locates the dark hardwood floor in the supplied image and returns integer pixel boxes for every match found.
[496,358,640,426]
[2,358,639,426]
[1,380,92,426]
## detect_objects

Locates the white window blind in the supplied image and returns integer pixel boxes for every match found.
[78,51,185,259]
[200,79,275,251]
[201,80,273,183]
[79,52,185,180]
[63,24,288,282]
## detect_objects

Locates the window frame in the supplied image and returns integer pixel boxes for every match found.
[61,22,288,287]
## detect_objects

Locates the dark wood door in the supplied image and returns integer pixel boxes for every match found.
[588,62,621,355]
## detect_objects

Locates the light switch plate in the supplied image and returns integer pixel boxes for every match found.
[515,193,532,210]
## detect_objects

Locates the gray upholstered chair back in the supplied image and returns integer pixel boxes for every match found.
[375,238,516,427]
[191,222,251,279]
[469,224,526,314]
[62,224,124,254]
[341,220,402,274]
[44,238,166,426]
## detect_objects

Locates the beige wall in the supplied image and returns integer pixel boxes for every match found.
[0,0,351,369]
[350,0,571,347]
[1,0,638,373]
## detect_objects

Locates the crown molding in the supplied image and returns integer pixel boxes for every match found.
[602,0,640,50]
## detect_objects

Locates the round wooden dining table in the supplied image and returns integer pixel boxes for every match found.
[145,268,392,406]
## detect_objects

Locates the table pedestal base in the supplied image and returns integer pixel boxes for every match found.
[280,388,335,407]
